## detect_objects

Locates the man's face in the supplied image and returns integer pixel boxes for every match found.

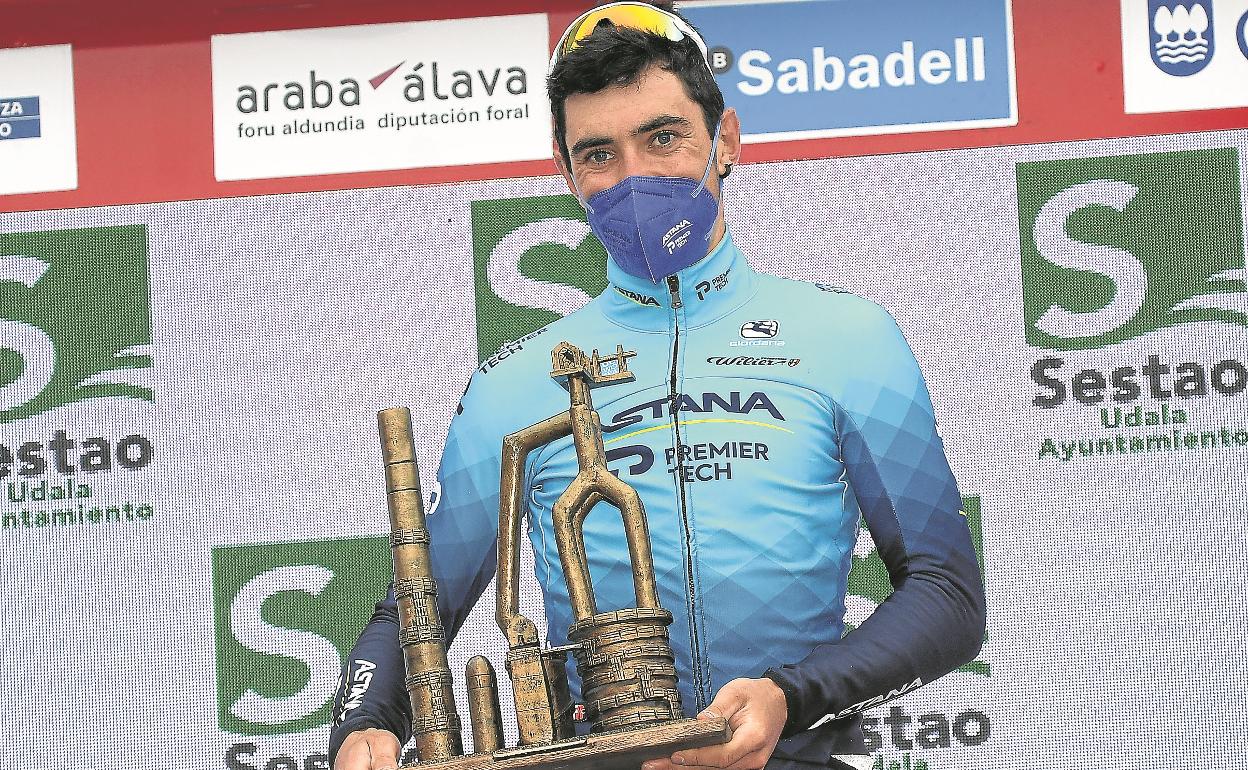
[556,64,740,204]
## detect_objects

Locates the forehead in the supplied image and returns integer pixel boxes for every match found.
[562,66,704,140]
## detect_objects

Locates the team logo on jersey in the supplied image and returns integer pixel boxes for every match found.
[614,285,660,306]
[1147,0,1214,76]
[706,356,800,367]
[740,320,779,338]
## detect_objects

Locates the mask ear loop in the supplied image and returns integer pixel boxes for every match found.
[568,161,594,214]
[694,121,726,248]
[692,120,724,198]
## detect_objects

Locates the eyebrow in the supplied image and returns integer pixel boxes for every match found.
[569,114,693,158]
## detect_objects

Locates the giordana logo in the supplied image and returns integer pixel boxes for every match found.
[844,496,991,760]
[1,226,153,424]
[1018,148,1247,352]
[471,194,607,364]
[740,320,779,339]
[212,535,392,745]
[1148,0,1214,76]
[0,96,40,141]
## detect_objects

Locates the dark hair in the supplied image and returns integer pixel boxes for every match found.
[547,7,725,168]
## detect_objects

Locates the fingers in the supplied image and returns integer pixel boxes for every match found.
[333,728,401,770]
[366,729,402,770]
[642,678,785,770]
[667,722,757,769]
[700,680,750,724]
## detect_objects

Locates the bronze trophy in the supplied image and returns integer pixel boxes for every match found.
[376,341,730,769]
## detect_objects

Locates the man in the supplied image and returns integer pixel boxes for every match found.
[330,3,986,769]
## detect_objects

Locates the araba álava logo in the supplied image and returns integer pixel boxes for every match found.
[1148,0,1215,76]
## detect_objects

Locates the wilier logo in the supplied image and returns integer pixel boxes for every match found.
[1018,147,1247,353]
[845,496,991,763]
[471,194,607,364]
[0,225,153,423]
[1148,0,1214,76]
[213,535,392,763]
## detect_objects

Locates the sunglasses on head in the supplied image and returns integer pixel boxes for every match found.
[549,2,713,73]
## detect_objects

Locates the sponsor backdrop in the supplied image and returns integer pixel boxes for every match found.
[3,2,1248,769]
[3,127,1247,769]
[5,0,1248,212]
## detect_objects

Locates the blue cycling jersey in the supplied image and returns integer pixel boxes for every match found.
[330,231,985,766]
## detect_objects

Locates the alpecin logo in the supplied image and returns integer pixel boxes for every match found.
[1018,148,1248,462]
[846,496,991,762]
[212,536,391,765]
[471,195,607,364]
[1,225,153,424]
[1147,0,1215,77]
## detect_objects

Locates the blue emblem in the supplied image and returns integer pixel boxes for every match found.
[1237,8,1248,61]
[1148,0,1215,76]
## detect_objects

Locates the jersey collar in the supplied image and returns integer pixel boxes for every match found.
[601,228,757,331]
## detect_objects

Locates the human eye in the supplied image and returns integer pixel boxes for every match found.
[583,148,612,166]
[652,130,677,147]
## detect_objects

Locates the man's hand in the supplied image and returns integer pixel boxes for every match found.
[642,677,788,770]
[334,728,401,770]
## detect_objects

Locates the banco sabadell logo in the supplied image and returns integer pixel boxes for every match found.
[1017,147,1247,352]
[471,194,607,364]
[0,225,153,423]
[1148,0,1215,77]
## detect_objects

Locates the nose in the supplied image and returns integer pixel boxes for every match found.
[618,145,671,180]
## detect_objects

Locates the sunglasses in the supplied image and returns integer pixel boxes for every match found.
[549,2,713,73]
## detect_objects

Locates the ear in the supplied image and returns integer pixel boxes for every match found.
[552,137,578,196]
[717,107,742,176]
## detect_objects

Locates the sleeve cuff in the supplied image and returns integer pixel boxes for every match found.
[327,717,388,766]
[762,668,806,738]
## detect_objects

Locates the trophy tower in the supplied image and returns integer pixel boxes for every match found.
[377,341,729,770]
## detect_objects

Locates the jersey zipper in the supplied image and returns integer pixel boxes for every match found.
[666,273,707,712]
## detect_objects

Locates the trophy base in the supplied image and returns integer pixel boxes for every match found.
[403,717,731,770]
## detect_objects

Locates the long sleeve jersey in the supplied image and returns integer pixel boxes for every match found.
[328,230,986,766]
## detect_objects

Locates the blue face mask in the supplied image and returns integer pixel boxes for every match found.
[576,123,723,284]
